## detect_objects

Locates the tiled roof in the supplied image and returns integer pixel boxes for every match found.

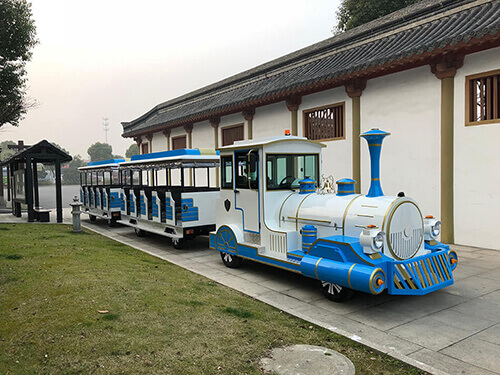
[122,0,500,137]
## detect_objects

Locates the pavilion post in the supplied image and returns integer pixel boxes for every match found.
[33,161,40,208]
[26,156,35,222]
[55,159,63,223]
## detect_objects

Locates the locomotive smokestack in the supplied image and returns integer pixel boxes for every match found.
[360,128,390,198]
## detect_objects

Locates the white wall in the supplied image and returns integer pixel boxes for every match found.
[192,120,214,149]
[454,47,500,250]
[361,66,441,218]
[252,102,289,138]
[151,131,167,153]
[300,87,352,181]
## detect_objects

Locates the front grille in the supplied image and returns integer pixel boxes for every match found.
[388,250,453,295]
[390,228,423,260]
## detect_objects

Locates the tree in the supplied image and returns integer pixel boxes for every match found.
[125,143,139,158]
[87,142,113,162]
[0,0,38,128]
[0,140,16,161]
[335,0,420,33]
[63,155,85,185]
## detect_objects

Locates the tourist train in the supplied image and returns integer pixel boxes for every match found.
[79,129,457,301]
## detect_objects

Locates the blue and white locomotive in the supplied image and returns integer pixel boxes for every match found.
[210,129,458,301]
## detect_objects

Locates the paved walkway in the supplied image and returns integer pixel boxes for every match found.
[1,209,499,375]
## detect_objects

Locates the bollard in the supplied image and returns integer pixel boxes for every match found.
[70,196,83,233]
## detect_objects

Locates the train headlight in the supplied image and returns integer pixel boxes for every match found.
[373,232,384,250]
[360,225,385,254]
[424,216,441,240]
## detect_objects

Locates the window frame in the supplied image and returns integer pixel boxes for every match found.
[221,123,244,146]
[265,152,319,191]
[302,102,345,141]
[465,69,500,127]
[220,155,234,190]
[172,135,187,150]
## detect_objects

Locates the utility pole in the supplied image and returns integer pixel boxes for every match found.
[103,117,110,144]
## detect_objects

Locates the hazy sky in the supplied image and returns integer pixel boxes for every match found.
[1,0,341,158]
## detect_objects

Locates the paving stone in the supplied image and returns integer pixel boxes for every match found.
[282,286,324,303]
[464,258,500,270]
[258,278,297,292]
[484,289,500,302]
[373,291,467,320]
[409,348,497,375]
[260,345,355,375]
[441,276,500,299]
[474,323,500,346]
[453,264,489,281]
[348,306,416,331]
[319,314,423,355]
[388,309,495,351]
[440,337,500,374]
[237,270,274,283]
[311,291,394,315]
[477,268,500,281]
[451,297,500,322]
[258,290,311,311]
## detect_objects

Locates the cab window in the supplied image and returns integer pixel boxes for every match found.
[235,151,258,189]
[266,154,318,190]
[221,155,233,189]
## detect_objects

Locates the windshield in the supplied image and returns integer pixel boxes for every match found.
[266,154,318,190]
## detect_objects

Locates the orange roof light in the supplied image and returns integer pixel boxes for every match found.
[367,224,377,228]
[285,129,291,136]
[425,215,434,219]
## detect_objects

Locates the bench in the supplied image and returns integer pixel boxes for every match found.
[34,207,51,222]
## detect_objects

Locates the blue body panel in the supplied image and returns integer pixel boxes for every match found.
[140,195,146,216]
[152,196,159,218]
[181,198,199,222]
[165,198,173,220]
[212,227,455,296]
[109,191,122,210]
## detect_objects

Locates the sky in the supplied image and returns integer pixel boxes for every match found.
[1,0,341,159]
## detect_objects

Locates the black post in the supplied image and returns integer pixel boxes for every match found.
[26,156,34,222]
[33,161,40,208]
[7,165,11,201]
[0,164,4,201]
[55,159,62,223]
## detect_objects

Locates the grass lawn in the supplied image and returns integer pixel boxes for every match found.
[0,224,423,374]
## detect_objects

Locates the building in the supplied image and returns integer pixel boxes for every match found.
[122,0,500,250]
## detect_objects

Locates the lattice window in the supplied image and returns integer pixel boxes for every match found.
[466,70,500,126]
[172,135,186,150]
[222,124,244,146]
[303,103,344,141]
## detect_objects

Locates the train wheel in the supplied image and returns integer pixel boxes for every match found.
[108,218,117,227]
[220,252,243,268]
[89,215,96,222]
[135,228,146,237]
[171,237,185,249]
[319,281,355,302]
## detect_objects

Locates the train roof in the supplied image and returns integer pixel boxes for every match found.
[217,136,326,151]
[119,148,219,169]
[79,158,125,171]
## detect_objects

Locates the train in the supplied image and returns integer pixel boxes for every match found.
[79,129,458,302]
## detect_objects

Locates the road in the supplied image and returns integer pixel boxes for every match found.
[37,184,81,209]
